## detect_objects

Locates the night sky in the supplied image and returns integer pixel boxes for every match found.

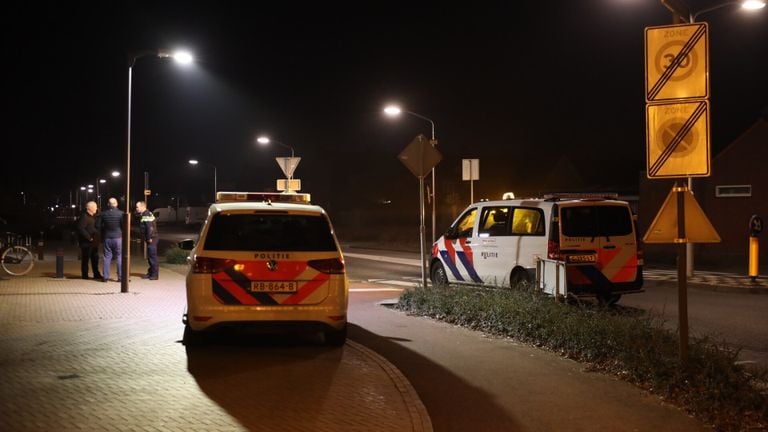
[3,1,767,232]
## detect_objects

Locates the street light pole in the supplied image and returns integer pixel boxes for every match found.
[383,106,439,242]
[189,159,218,203]
[124,49,193,294]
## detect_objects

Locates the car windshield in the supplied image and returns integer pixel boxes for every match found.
[560,205,632,237]
[203,213,337,251]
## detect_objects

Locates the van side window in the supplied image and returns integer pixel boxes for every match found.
[454,208,477,238]
[478,207,510,236]
[560,205,632,237]
[511,208,545,236]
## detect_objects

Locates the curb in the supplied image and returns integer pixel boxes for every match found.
[687,281,768,295]
[347,340,433,432]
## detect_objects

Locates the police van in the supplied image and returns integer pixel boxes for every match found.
[178,192,348,346]
[430,193,643,304]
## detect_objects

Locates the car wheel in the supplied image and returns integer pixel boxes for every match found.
[509,268,531,288]
[597,292,622,307]
[325,325,347,347]
[430,262,449,288]
[183,325,206,347]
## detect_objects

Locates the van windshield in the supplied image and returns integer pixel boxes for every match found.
[560,205,632,237]
[204,213,337,251]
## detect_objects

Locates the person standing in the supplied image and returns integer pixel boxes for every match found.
[135,201,159,280]
[76,201,102,280]
[99,197,124,282]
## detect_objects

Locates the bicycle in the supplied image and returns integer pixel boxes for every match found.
[1,232,35,276]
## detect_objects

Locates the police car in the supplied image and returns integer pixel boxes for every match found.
[430,193,643,304]
[179,192,348,346]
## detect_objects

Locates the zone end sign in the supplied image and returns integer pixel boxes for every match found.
[646,100,710,178]
[645,22,711,179]
[645,22,709,102]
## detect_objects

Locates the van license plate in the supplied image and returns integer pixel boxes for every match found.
[250,281,298,292]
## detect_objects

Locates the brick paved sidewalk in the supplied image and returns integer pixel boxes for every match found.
[0,255,431,432]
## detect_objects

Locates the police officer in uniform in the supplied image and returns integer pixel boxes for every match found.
[136,201,159,280]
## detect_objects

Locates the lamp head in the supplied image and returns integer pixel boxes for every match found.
[158,50,194,65]
[257,136,271,145]
[189,159,199,165]
[742,0,766,10]
[383,105,402,117]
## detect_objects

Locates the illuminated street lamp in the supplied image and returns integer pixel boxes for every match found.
[662,0,765,21]
[188,159,217,202]
[384,104,439,242]
[124,49,193,293]
[96,171,121,209]
[256,136,295,158]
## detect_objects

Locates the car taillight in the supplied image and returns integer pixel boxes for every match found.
[547,240,561,260]
[637,249,644,266]
[308,258,345,274]
[192,257,235,274]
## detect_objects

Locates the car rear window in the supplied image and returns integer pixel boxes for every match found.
[203,213,337,251]
[561,205,633,237]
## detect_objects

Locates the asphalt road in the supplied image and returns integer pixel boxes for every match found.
[621,280,768,367]
[343,248,768,369]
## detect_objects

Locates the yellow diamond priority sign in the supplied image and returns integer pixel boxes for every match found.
[398,134,442,179]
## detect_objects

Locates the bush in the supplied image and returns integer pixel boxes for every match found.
[397,286,768,431]
[164,246,189,264]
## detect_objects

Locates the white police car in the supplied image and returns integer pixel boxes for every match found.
[179,192,348,346]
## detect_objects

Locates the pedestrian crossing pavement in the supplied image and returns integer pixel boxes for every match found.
[643,268,768,289]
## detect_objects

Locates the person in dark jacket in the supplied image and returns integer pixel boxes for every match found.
[135,201,159,280]
[77,201,102,280]
[99,197,124,282]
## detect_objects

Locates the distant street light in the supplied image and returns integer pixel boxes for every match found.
[384,104,439,242]
[97,179,106,204]
[257,136,295,158]
[124,49,193,293]
[189,159,218,202]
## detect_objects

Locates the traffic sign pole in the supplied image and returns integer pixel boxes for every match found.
[644,20,717,367]
[675,182,689,366]
[419,176,427,289]
[398,134,443,288]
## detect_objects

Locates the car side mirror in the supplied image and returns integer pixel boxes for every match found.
[444,226,458,240]
[177,239,196,250]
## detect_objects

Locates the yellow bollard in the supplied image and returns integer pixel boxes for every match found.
[749,236,759,280]
[749,215,763,281]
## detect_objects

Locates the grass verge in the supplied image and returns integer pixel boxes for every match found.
[396,285,767,431]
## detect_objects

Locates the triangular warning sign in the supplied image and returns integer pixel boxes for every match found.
[643,186,720,244]
[275,157,301,178]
